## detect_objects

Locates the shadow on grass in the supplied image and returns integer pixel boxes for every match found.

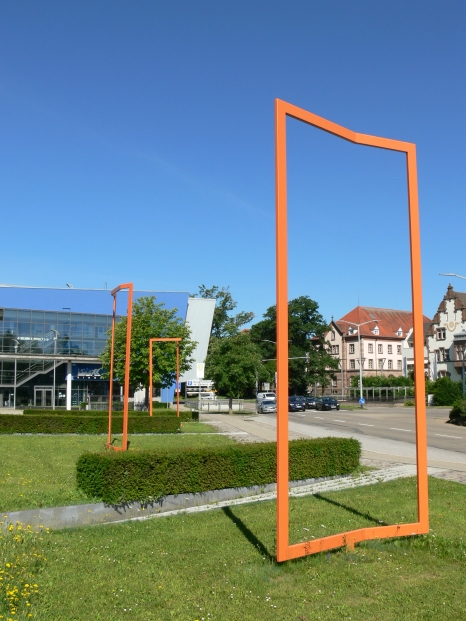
[314,493,388,526]
[222,506,274,561]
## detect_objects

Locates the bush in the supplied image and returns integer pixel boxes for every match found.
[404,400,415,407]
[0,415,180,435]
[22,409,198,422]
[449,398,466,420]
[431,377,462,406]
[76,437,361,504]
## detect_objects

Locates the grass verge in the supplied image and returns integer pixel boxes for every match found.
[6,476,466,620]
[0,424,231,512]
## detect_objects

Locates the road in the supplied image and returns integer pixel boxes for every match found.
[260,405,465,455]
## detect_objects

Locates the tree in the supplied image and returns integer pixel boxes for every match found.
[100,296,196,407]
[250,296,338,394]
[193,285,254,338]
[205,332,269,413]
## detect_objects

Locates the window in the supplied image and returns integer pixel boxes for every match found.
[437,348,445,362]
[349,344,355,354]
[372,326,379,335]
[378,344,383,354]
[368,359,373,369]
[332,345,339,355]
[350,359,355,369]
[378,359,384,369]
[397,360,402,370]
[388,360,393,370]
[388,345,392,354]
[331,331,335,341]
[368,343,373,353]
[436,328,446,340]
[397,345,401,355]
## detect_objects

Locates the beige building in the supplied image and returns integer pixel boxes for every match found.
[326,305,431,395]
[425,284,466,381]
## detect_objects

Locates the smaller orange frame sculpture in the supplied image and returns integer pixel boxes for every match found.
[275,99,428,562]
[149,338,181,417]
[106,283,133,451]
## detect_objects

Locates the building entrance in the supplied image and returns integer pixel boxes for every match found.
[34,387,53,407]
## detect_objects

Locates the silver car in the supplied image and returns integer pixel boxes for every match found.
[257,399,277,414]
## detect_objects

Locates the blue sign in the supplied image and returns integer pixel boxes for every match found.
[359,397,365,405]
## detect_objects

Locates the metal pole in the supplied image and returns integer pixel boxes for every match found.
[358,328,363,408]
[13,341,18,410]
[462,346,465,398]
[51,330,59,410]
[340,357,344,399]
[198,377,201,414]
[13,358,17,410]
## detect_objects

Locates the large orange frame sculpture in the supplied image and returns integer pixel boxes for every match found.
[149,337,181,418]
[106,283,133,451]
[275,99,428,562]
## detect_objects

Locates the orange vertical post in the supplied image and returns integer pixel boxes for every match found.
[106,283,133,451]
[274,98,428,562]
[107,294,117,447]
[148,337,182,417]
[149,339,154,417]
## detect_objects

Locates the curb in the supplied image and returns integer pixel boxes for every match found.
[2,465,443,531]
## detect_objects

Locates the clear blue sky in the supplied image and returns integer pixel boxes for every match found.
[1,1,465,325]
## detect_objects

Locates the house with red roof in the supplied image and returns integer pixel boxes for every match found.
[326,306,431,395]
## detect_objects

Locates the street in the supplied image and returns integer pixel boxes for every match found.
[260,405,464,454]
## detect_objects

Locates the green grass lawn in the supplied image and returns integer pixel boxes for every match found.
[0,424,232,512]
[2,476,465,620]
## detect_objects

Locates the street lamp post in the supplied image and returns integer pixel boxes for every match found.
[339,319,378,408]
[439,273,466,281]
[50,330,59,410]
[462,346,465,398]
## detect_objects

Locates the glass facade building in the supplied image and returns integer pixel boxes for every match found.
[0,285,190,408]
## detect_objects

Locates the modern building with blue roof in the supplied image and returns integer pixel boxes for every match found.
[0,285,215,409]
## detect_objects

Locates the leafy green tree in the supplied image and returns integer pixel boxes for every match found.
[100,296,196,407]
[250,296,338,394]
[194,285,254,338]
[205,332,269,413]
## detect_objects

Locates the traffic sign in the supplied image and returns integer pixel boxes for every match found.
[359,397,365,405]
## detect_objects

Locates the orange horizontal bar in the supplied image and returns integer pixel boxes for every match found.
[277,99,414,154]
[281,522,429,562]
[110,282,133,296]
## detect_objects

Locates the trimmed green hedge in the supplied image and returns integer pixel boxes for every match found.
[22,409,198,422]
[76,437,361,504]
[0,415,180,435]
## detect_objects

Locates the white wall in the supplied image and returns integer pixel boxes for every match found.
[179,297,216,382]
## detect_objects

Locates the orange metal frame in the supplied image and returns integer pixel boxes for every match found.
[149,337,182,418]
[275,98,428,562]
[106,283,134,451]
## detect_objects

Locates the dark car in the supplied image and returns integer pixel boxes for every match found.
[304,395,317,409]
[315,397,340,411]
[288,396,306,412]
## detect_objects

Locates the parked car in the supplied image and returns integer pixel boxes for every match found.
[315,397,340,411]
[288,396,306,412]
[304,395,317,409]
[257,399,277,414]
[256,392,276,401]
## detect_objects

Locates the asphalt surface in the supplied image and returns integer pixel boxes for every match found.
[261,405,464,454]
